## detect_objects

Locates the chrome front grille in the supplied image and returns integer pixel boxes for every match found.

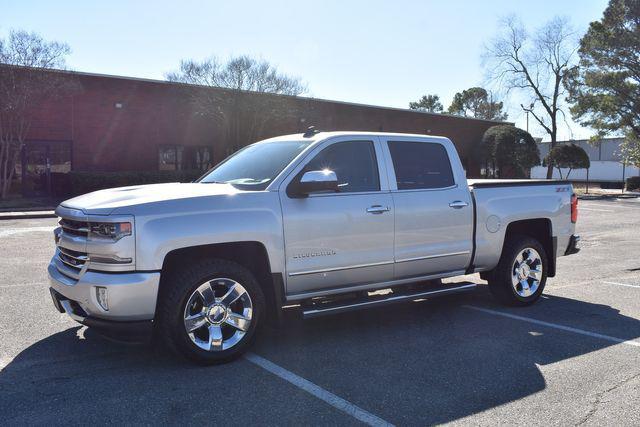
[58,246,88,272]
[59,218,89,237]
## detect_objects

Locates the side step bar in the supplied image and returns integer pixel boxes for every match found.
[302,282,477,319]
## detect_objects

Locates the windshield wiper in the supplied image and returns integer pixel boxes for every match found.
[202,180,227,184]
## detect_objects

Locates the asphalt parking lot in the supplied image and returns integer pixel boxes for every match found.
[1,198,639,426]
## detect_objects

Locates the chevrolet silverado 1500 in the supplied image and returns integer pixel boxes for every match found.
[48,131,580,363]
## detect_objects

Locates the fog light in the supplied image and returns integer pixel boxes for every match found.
[96,286,109,311]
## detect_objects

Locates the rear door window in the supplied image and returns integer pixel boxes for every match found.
[387,141,455,190]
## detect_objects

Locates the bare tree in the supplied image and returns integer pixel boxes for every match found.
[0,30,73,198]
[483,16,578,178]
[166,55,306,152]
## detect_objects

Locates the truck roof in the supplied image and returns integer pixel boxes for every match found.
[260,131,452,144]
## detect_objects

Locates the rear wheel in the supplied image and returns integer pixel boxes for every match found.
[488,235,547,306]
[157,259,265,364]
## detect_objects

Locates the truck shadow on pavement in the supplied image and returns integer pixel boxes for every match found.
[2,285,640,425]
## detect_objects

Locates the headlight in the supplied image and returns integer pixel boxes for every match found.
[89,222,132,241]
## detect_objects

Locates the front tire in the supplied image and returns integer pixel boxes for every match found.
[488,235,548,306]
[157,258,265,365]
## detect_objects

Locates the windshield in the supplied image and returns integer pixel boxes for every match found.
[199,140,312,190]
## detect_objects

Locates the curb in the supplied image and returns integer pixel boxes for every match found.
[0,211,56,220]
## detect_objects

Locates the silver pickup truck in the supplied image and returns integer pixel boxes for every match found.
[48,131,580,364]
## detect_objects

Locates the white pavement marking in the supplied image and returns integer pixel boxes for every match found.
[579,207,614,212]
[603,281,640,289]
[464,305,640,348]
[245,352,394,427]
[0,282,47,289]
[550,280,640,290]
[0,226,55,238]
[582,202,640,210]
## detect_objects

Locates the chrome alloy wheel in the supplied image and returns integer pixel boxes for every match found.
[183,278,253,352]
[511,248,543,298]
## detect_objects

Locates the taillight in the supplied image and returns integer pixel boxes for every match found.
[571,194,578,223]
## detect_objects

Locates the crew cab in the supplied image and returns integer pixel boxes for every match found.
[48,131,580,364]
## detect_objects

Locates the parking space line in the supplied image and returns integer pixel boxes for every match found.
[581,202,640,210]
[550,280,640,290]
[603,281,640,289]
[579,207,614,212]
[245,352,394,427]
[0,226,55,238]
[0,282,47,289]
[463,305,640,348]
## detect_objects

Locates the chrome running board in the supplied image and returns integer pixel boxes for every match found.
[302,282,477,319]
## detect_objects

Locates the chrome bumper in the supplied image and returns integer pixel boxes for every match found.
[48,256,160,321]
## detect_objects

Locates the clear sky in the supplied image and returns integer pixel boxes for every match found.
[1,0,610,140]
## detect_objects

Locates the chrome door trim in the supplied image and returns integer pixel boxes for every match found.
[288,260,394,277]
[366,205,391,214]
[395,250,471,264]
[286,269,467,301]
[449,200,470,209]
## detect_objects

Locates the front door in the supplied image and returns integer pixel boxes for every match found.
[381,137,473,279]
[280,138,394,297]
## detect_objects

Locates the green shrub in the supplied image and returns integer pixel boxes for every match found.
[479,125,540,178]
[543,144,590,179]
[67,170,204,197]
[627,176,640,191]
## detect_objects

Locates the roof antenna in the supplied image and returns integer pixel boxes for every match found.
[303,126,320,138]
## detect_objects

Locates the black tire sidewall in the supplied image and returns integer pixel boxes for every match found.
[490,235,548,306]
[160,259,265,364]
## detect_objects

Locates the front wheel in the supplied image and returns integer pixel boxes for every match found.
[157,259,265,364]
[488,235,548,306]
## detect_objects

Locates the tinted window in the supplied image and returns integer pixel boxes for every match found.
[388,141,455,189]
[303,141,380,193]
[200,140,311,190]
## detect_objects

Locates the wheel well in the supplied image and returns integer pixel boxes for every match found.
[505,218,556,277]
[160,242,282,322]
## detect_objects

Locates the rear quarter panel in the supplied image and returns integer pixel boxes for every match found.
[471,183,574,271]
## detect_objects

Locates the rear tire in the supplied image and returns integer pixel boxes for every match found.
[157,258,265,365]
[488,235,548,306]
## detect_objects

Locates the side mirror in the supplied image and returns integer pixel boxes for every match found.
[294,170,339,197]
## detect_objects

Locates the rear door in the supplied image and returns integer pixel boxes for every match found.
[381,136,473,279]
[280,136,395,297]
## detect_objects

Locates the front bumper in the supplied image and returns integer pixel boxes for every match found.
[564,234,581,256]
[48,256,160,337]
[49,288,153,341]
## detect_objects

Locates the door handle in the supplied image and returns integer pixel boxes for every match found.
[449,200,469,209]
[366,205,390,214]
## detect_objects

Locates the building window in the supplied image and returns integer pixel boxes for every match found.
[159,145,184,171]
[192,146,213,171]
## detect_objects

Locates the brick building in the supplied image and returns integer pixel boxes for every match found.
[16,69,509,196]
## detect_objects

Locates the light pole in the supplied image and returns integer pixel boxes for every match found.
[521,103,534,133]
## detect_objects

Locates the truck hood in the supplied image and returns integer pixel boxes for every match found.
[61,182,241,215]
